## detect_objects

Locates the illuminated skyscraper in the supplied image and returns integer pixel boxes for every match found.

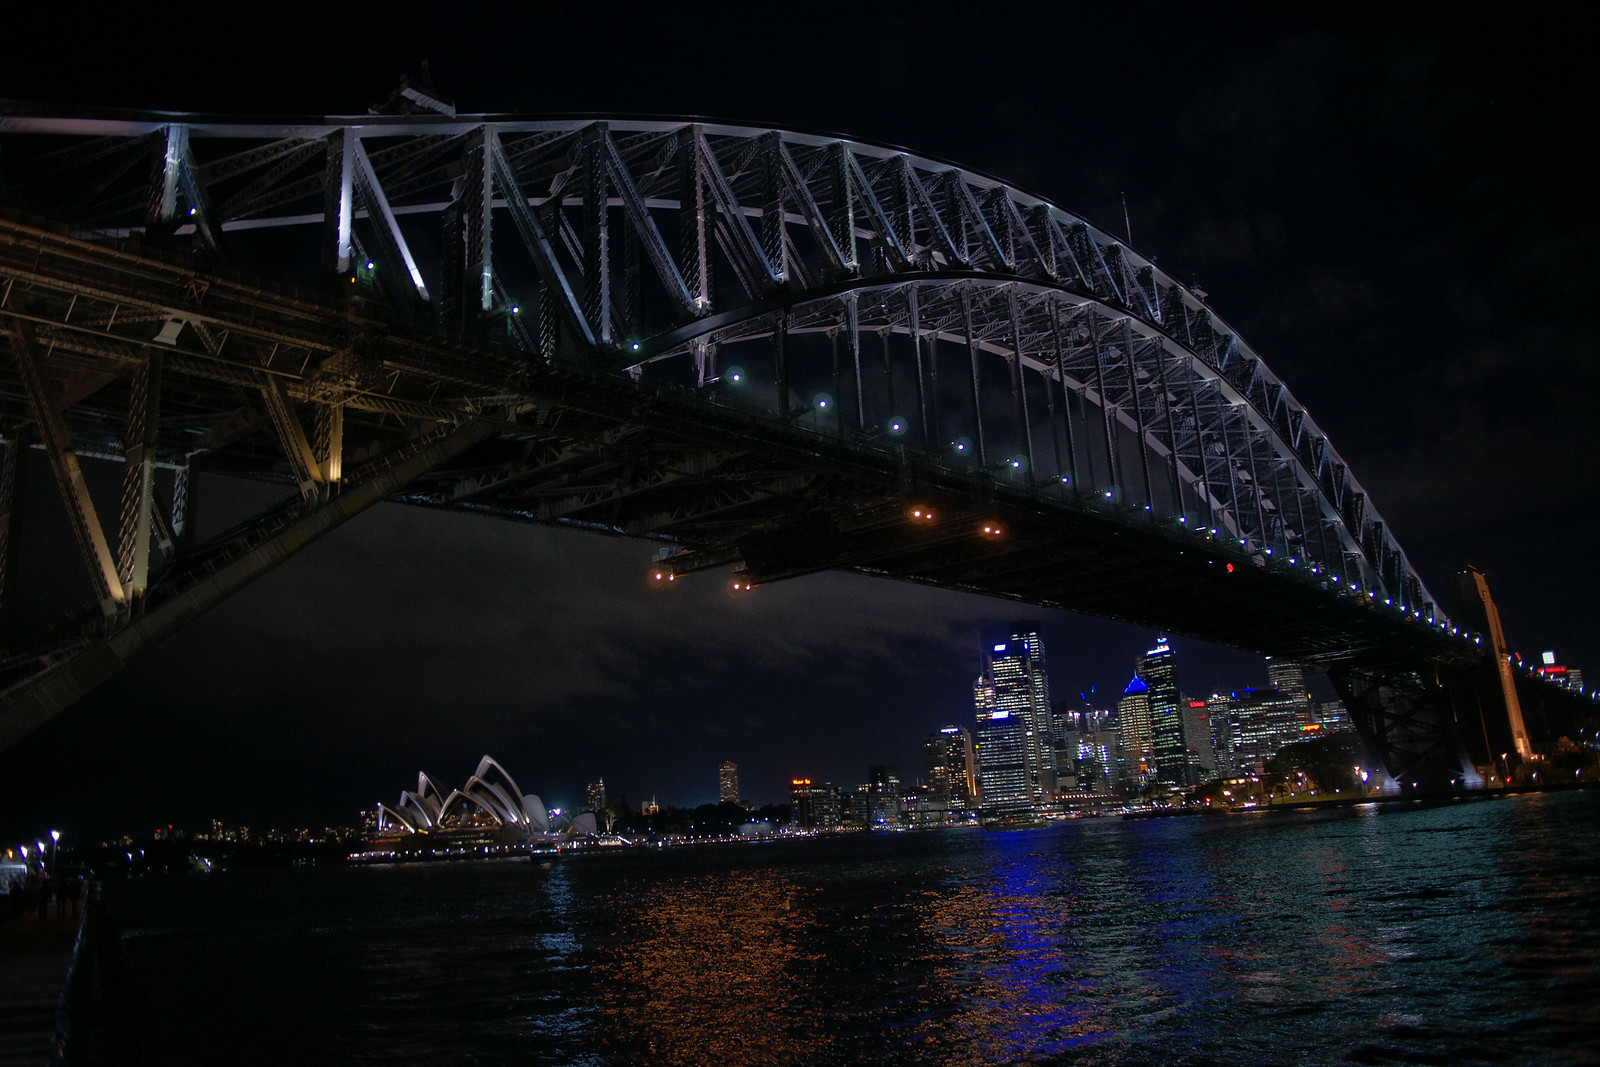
[719,761,739,805]
[1266,659,1308,702]
[1117,675,1154,788]
[790,778,815,827]
[1140,639,1188,786]
[974,672,1030,813]
[925,727,977,807]
[586,778,606,813]
[1214,689,1309,774]
[974,624,1057,812]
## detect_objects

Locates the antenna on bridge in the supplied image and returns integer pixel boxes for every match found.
[1121,192,1133,246]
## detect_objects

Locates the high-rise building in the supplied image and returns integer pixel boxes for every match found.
[974,671,1031,813]
[1116,675,1154,789]
[1071,729,1118,796]
[1140,639,1187,786]
[925,727,977,808]
[1217,689,1311,773]
[1183,701,1217,783]
[1266,659,1308,702]
[790,778,815,827]
[1207,694,1236,775]
[1536,651,1584,691]
[719,761,739,805]
[866,765,901,827]
[973,624,1057,812]
[586,778,606,813]
[1309,699,1352,733]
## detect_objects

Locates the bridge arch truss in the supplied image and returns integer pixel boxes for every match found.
[0,109,1438,620]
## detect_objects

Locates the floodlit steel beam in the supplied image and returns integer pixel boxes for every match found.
[463,126,495,315]
[678,128,712,313]
[771,138,846,276]
[148,123,186,226]
[486,129,595,349]
[694,129,778,289]
[326,128,355,273]
[316,403,344,483]
[116,351,162,599]
[840,149,911,271]
[5,318,125,614]
[259,376,324,499]
[579,128,613,346]
[598,130,695,318]
[350,136,430,301]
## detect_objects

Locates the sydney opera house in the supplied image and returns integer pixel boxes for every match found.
[371,756,597,855]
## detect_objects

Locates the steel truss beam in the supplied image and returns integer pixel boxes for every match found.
[4,314,125,613]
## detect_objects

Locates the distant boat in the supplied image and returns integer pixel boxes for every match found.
[980,813,1049,831]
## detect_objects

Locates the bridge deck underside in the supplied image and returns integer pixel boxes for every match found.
[392,411,1457,669]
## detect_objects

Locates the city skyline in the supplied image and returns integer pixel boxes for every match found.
[1,11,1594,840]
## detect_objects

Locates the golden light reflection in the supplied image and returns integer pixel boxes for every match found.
[587,869,827,1065]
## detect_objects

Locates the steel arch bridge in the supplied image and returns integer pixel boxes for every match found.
[0,98,1590,786]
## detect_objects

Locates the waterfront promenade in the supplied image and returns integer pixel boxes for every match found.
[0,898,77,1064]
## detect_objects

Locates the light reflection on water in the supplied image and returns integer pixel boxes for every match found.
[587,869,827,1064]
[105,792,1600,1065]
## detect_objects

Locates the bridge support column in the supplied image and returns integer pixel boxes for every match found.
[1328,663,1483,794]
[1453,566,1533,762]
[6,318,124,615]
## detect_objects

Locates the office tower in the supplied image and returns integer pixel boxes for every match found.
[1266,659,1308,702]
[1207,694,1237,776]
[1536,651,1583,691]
[586,778,606,813]
[790,778,815,827]
[1225,688,1313,773]
[1141,639,1187,786]
[810,783,842,827]
[1183,701,1217,783]
[1117,675,1154,788]
[975,624,1057,810]
[974,672,1031,813]
[866,765,901,827]
[925,727,977,807]
[1309,699,1353,733]
[1008,623,1058,799]
[719,761,739,805]
[1072,728,1118,796]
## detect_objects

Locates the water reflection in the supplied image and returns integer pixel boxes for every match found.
[98,794,1600,1065]
[586,868,825,1064]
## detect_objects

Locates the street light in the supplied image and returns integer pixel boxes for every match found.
[49,830,59,875]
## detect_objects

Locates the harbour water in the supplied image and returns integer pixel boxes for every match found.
[99,791,1599,1064]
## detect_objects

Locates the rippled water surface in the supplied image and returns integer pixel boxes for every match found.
[106,791,1600,1064]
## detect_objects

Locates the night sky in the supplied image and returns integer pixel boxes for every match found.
[2,8,1594,839]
